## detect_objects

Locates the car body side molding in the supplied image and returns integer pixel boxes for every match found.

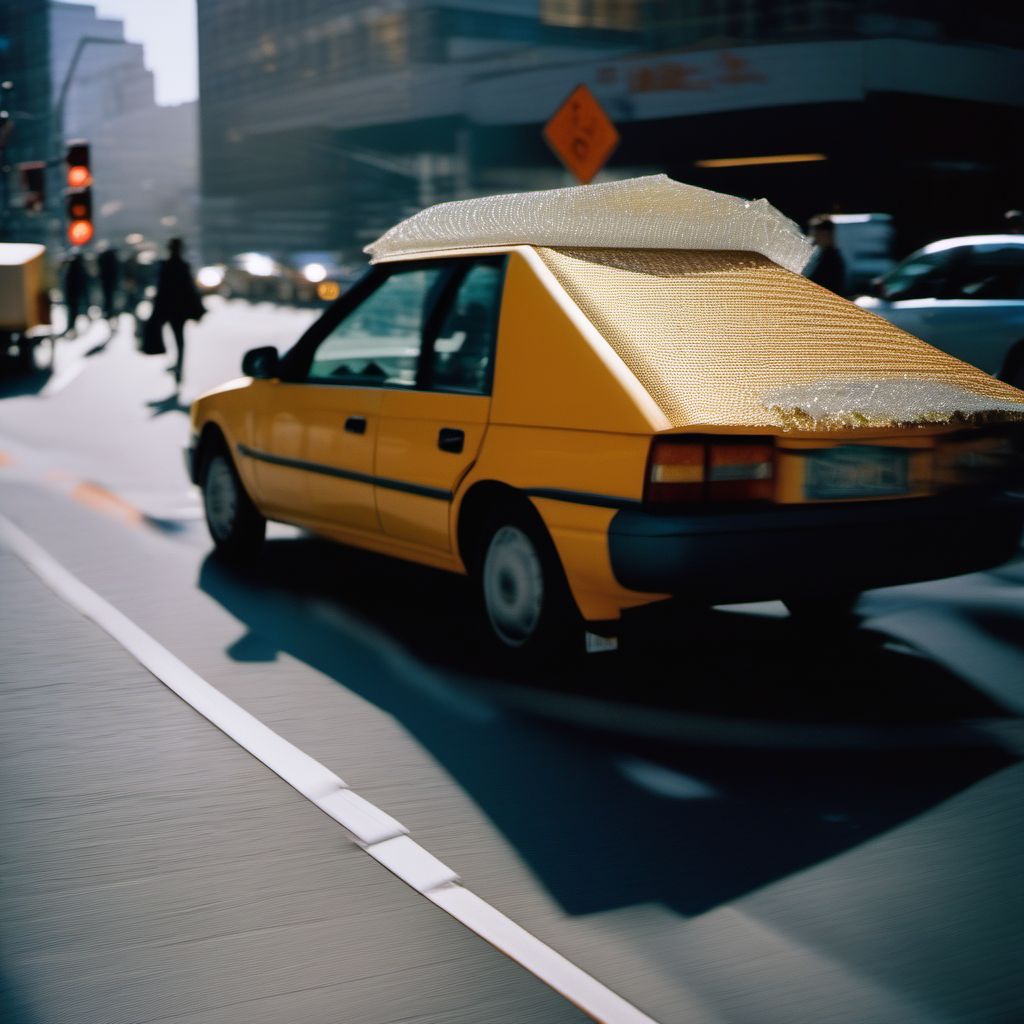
[236,443,452,502]
[235,444,641,511]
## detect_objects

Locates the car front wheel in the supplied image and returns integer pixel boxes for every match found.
[476,507,581,660]
[202,448,266,559]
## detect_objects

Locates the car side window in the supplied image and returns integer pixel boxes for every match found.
[306,267,447,386]
[956,246,1024,300]
[427,259,505,395]
[881,248,965,301]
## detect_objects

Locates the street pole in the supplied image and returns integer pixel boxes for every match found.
[0,80,14,240]
[50,35,125,248]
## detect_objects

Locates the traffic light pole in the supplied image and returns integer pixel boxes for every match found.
[50,35,124,246]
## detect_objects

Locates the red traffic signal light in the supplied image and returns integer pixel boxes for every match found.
[68,219,94,246]
[65,139,91,188]
[65,140,93,245]
[66,184,93,246]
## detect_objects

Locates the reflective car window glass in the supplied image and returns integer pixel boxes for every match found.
[881,248,962,300]
[307,267,446,385]
[429,261,504,394]
[956,246,1024,300]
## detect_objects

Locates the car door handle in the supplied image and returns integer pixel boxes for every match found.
[344,415,367,435]
[438,427,464,454]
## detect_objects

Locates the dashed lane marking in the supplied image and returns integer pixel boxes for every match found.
[0,512,660,1024]
[70,481,145,526]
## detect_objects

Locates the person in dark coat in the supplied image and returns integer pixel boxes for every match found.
[97,243,120,327]
[63,250,89,336]
[806,215,847,295]
[152,237,204,386]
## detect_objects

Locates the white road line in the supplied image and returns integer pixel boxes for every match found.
[0,512,659,1024]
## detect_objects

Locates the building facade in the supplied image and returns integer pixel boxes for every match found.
[0,2,198,253]
[196,0,1024,264]
[0,0,52,244]
[51,2,199,251]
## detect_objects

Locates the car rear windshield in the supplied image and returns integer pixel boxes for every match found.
[536,246,1020,430]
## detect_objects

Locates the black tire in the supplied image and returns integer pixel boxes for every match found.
[472,501,583,661]
[200,443,266,560]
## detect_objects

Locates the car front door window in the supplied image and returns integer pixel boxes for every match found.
[306,267,448,386]
[881,248,965,301]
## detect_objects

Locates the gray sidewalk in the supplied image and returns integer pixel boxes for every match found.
[0,548,584,1024]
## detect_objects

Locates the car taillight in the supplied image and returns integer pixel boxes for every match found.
[645,436,775,505]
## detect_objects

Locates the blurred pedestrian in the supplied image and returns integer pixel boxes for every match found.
[152,237,205,387]
[1003,209,1023,234]
[62,249,89,337]
[806,215,847,295]
[121,247,142,322]
[97,242,120,328]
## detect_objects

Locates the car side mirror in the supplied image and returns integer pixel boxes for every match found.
[866,276,888,300]
[242,346,279,379]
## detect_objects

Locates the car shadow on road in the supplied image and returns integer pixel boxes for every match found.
[198,536,1019,917]
[0,363,52,399]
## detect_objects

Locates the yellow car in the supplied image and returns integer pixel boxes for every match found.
[188,176,1024,655]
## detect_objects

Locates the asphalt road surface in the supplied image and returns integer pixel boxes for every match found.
[2,302,1023,1024]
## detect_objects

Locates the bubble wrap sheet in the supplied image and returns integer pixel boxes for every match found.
[365,175,813,273]
[537,247,1024,432]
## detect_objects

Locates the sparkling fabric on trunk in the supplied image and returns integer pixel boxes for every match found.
[537,246,1024,431]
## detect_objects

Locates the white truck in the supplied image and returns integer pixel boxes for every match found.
[0,242,52,374]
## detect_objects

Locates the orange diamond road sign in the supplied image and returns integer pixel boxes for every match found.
[544,83,620,184]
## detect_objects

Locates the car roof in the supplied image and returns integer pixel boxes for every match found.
[919,234,1024,255]
[365,175,813,274]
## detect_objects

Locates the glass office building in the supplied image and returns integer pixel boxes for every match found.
[197,1,1024,264]
[0,0,52,244]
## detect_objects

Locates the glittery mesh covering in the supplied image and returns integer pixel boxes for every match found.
[537,247,1024,431]
[365,175,813,273]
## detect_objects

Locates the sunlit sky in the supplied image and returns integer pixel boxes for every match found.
[65,0,198,106]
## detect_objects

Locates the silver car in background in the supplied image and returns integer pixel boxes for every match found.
[855,235,1024,388]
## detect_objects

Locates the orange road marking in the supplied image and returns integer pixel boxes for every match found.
[70,481,143,526]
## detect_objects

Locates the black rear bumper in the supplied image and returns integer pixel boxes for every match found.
[608,494,1024,602]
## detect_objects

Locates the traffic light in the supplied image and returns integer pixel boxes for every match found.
[65,140,91,188]
[65,140,94,245]
[18,162,46,214]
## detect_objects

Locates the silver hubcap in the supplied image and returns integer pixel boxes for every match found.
[483,525,544,647]
[204,455,238,541]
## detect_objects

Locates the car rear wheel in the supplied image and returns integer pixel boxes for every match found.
[476,506,582,660]
[202,447,265,559]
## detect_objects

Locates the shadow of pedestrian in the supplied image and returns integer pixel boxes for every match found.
[145,392,190,417]
[197,536,1019,918]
